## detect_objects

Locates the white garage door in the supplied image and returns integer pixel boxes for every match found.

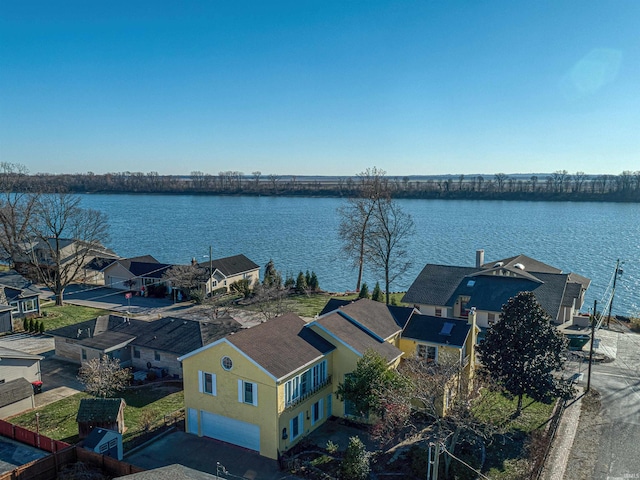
[110,277,127,289]
[200,411,260,452]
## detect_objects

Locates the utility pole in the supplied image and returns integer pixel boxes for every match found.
[587,299,597,392]
[209,245,213,296]
[607,259,622,328]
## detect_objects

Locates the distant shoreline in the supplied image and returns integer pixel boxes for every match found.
[7,171,640,203]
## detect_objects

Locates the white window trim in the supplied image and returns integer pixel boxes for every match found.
[238,379,258,406]
[417,344,437,362]
[21,298,38,313]
[9,301,19,313]
[198,371,217,396]
[285,360,327,407]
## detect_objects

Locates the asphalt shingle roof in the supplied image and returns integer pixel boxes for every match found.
[50,315,242,356]
[77,398,125,423]
[402,315,470,348]
[0,378,33,408]
[402,255,590,321]
[226,313,335,379]
[314,312,402,363]
[200,254,259,277]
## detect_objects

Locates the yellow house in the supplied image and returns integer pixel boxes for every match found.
[179,298,409,459]
[199,254,260,294]
[399,309,479,415]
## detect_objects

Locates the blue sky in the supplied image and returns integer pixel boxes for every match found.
[1,1,638,176]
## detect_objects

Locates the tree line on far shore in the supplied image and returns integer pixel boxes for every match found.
[5,165,640,202]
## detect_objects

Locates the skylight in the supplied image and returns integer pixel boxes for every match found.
[439,322,455,336]
[467,280,476,287]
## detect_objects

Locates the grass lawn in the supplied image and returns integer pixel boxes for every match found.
[40,303,111,331]
[473,389,557,479]
[9,386,183,448]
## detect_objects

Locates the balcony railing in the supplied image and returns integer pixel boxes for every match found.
[461,355,470,368]
[284,375,332,411]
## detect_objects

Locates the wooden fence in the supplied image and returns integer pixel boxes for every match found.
[0,419,69,453]
[0,419,144,480]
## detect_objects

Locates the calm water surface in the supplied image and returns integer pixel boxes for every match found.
[79,195,640,317]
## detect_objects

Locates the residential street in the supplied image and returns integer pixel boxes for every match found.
[562,324,640,479]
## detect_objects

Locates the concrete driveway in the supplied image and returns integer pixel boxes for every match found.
[36,357,84,407]
[125,431,300,480]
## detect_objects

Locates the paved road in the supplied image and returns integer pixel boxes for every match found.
[563,325,640,479]
[590,326,640,480]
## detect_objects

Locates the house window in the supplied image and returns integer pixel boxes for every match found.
[311,399,324,425]
[221,356,233,370]
[212,280,218,288]
[9,302,19,313]
[154,351,160,361]
[285,360,327,407]
[435,308,442,317]
[238,380,258,406]
[21,299,37,313]
[290,412,304,440]
[417,344,437,362]
[199,371,216,396]
[488,313,496,326]
[81,349,87,360]
[133,347,141,359]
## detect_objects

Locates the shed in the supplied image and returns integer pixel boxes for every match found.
[76,398,126,439]
[84,427,123,460]
[0,378,35,418]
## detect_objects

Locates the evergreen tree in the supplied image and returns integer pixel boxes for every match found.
[305,270,311,287]
[309,271,319,292]
[340,436,371,480]
[477,291,570,414]
[295,271,307,293]
[371,282,384,302]
[27,318,34,332]
[23,318,28,331]
[263,259,282,288]
[284,273,295,289]
[39,321,45,334]
[358,282,370,299]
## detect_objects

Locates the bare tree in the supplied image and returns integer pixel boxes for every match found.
[365,197,415,304]
[494,173,508,192]
[27,194,110,305]
[0,163,38,265]
[251,283,292,321]
[78,355,130,398]
[337,167,388,292]
[162,263,208,299]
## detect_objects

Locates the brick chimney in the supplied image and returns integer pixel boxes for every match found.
[476,249,484,268]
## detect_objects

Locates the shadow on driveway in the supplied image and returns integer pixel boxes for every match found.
[125,431,300,480]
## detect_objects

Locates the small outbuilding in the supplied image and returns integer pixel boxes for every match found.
[0,378,35,418]
[76,398,126,439]
[83,427,123,460]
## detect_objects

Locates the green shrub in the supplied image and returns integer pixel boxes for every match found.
[358,283,370,299]
[27,318,34,332]
[189,289,205,304]
[23,318,28,331]
[326,440,339,454]
[39,321,45,334]
[630,316,640,333]
[340,436,370,480]
[371,282,384,302]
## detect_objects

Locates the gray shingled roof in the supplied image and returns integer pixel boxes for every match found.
[0,346,43,361]
[336,299,402,340]
[115,464,217,480]
[403,255,590,321]
[50,314,242,356]
[320,299,415,329]
[200,254,259,277]
[77,398,125,423]
[226,313,335,379]
[402,315,470,348]
[0,378,33,408]
[314,312,402,363]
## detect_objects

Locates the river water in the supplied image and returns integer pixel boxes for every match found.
[79,194,640,317]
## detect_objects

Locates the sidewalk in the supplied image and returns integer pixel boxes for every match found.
[541,387,584,480]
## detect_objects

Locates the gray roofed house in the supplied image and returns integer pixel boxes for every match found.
[402,315,471,349]
[102,256,174,291]
[225,313,335,380]
[0,270,42,331]
[115,464,218,480]
[50,314,242,378]
[198,254,260,294]
[402,250,591,329]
